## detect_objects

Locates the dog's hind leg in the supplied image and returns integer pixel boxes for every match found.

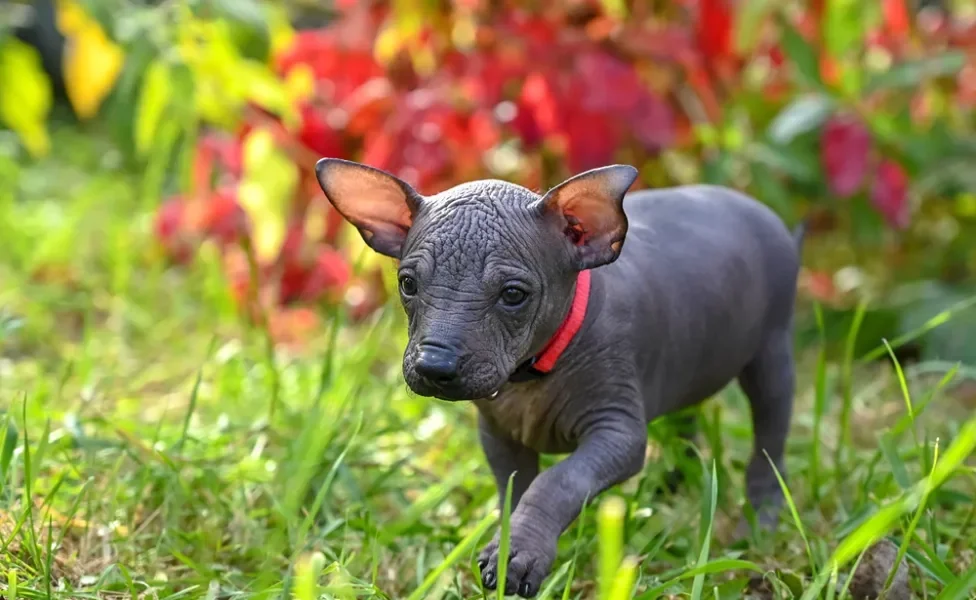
[736,326,796,530]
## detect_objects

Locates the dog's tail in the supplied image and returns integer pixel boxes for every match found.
[792,217,809,252]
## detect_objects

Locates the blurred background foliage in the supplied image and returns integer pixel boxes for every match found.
[3,0,976,364]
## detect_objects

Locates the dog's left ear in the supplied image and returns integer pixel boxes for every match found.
[537,165,639,270]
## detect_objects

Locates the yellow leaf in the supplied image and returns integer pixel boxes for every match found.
[56,0,125,120]
[134,59,172,157]
[284,63,315,103]
[0,38,53,157]
[239,129,297,263]
[267,4,296,62]
[600,0,628,20]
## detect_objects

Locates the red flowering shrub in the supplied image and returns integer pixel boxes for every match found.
[152,0,975,341]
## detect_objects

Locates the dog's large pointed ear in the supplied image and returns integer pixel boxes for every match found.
[315,158,424,258]
[537,165,639,270]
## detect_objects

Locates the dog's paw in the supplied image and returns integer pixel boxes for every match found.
[477,533,555,598]
[734,503,782,540]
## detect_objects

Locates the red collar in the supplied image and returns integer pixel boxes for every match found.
[509,270,591,381]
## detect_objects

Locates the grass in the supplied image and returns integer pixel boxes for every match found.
[1,126,976,599]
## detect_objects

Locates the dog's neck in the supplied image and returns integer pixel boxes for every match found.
[508,270,592,383]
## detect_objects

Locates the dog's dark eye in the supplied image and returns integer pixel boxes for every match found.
[399,275,418,296]
[500,287,527,306]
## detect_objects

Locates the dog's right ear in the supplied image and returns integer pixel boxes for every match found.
[315,158,424,259]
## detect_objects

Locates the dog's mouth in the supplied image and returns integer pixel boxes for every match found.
[407,377,504,402]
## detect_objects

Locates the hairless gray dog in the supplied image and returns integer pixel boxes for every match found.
[316,159,803,598]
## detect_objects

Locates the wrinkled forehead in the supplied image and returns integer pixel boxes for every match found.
[403,180,543,272]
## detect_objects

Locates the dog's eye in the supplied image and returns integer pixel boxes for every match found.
[399,275,418,296]
[500,287,527,306]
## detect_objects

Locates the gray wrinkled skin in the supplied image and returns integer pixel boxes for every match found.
[397,180,579,402]
[316,159,802,598]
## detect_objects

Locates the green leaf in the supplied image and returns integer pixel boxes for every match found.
[767,94,835,145]
[734,0,777,54]
[747,141,819,183]
[134,58,173,157]
[865,52,967,94]
[778,15,823,88]
[0,37,53,157]
[211,0,272,61]
[823,0,880,58]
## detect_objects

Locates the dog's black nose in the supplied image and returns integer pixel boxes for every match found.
[414,345,459,383]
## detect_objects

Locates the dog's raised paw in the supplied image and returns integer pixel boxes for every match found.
[478,535,555,598]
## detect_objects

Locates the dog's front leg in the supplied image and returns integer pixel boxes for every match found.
[478,417,647,598]
[478,413,539,511]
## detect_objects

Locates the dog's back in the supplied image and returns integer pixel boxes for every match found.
[595,185,802,417]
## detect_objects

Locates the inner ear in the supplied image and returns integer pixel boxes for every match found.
[315,158,424,258]
[537,165,639,269]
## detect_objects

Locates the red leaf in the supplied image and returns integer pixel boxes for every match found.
[469,109,501,152]
[565,109,619,172]
[575,50,643,113]
[629,91,675,152]
[154,198,197,264]
[697,0,735,62]
[870,159,910,229]
[509,99,544,149]
[303,248,352,301]
[297,102,343,158]
[821,116,873,198]
[883,0,911,37]
[519,72,564,137]
[203,189,250,248]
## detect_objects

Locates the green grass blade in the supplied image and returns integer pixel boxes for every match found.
[832,416,976,568]
[560,498,592,600]
[634,560,764,599]
[598,496,627,600]
[883,339,920,451]
[883,439,940,594]
[811,302,828,502]
[0,415,17,488]
[764,449,814,571]
[935,562,976,600]
[496,473,515,600]
[606,556,639,600]
[798,567,833,600]
[405,510,497,600]
[691,461,719,600]
[837,299,867,476]
[859,295,976,363]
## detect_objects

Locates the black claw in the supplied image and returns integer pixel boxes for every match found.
[483,571,496,589]
[519,581,532,597]
[477,558,488,571]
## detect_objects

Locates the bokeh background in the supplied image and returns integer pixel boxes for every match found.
[2,0,976,598]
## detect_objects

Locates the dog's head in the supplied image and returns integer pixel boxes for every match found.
[316,158,637,401]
